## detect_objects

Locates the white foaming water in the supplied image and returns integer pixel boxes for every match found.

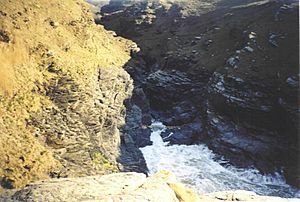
[140,121,300,198]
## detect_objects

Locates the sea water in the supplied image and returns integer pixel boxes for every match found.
[140,121,300,198]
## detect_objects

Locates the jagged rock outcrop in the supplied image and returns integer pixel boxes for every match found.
[29,67,133,178]
[207,71,299,179]
[0,0,145,190]
[99,0,299,188]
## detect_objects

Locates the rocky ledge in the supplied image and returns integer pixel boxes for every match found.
[1,171,298,202]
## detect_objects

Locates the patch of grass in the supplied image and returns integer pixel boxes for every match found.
[90,151,118,171]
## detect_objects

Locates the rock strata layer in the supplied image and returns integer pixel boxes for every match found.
[0,0,145,189]
[99,0,299,187]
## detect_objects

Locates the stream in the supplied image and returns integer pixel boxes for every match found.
[140,121,300,198]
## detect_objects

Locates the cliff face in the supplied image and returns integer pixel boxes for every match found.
[0,0,137,189]
[0,0,299,200]
[99,0,299,187]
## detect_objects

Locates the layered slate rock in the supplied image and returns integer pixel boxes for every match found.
[30,68,134,177]
[144,70,204,124]
[0,0,146,189]
[98,0,299,187]
[207,71,299,185]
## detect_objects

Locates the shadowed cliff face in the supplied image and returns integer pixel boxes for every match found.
[98,0,299,187]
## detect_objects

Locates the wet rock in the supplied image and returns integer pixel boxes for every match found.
[118,133,148,173]
[132,87,150,113]
[226,56,239,68]
[204,39,213,48]
[161,120,203,145]
[207,72,299,185]
[122,85,152,152]
[130,43,141,54]
[244,46,254,52]
[268,32,285,47]
[191,40,197,46]
[286,76,298,88]
[164,101,198,125]
[122,104,151,148]
[208,72,276,121]
[204,99,298,177]
[275,3,298,21]
[144,70,205,130]
[144,70,194,111]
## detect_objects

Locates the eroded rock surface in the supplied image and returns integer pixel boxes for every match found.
[0,0,145,189]
[29,68,133,178]
[3,172,178,202]
[2,172,298,202]
[99,0,299,187]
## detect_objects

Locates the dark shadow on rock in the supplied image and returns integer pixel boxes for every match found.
[96,0,299,187]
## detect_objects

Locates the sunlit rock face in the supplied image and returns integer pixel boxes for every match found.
[0,0,144,189]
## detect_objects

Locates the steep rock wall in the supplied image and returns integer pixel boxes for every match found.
[0,0,136,189]
[98,0,299,187]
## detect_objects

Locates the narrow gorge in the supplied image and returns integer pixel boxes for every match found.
[0,0,299,201]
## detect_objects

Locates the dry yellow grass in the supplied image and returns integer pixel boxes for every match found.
[0,43,19,95]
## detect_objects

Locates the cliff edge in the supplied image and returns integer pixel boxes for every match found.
[0,0,136,190]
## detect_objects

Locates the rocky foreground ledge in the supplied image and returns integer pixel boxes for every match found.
[1,171,298,202]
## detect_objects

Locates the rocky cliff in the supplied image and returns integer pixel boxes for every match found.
[0,0,143,190]
[99,0,299,187]
[0,0,299,201]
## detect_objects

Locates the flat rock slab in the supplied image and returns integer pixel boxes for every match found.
[4,172,178,202]
[1,172,299,202]
[201,190,300,202]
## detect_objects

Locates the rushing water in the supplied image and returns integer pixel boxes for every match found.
[140,121,300,198]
